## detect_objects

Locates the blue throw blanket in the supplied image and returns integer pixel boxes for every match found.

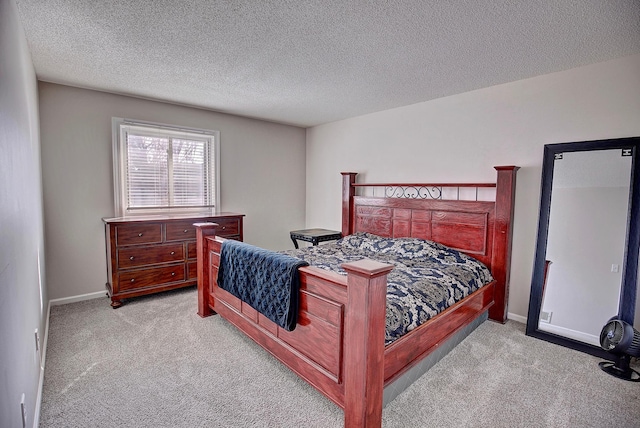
[217,240,309,331]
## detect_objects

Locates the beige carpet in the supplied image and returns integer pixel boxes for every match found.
[40,288,640,427]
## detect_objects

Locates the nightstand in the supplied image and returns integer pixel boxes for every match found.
[290,228,342,249]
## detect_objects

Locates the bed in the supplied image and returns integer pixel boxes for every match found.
[195,166,518,427]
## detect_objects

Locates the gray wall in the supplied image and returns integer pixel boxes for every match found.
[39,83,306,300]
[306,54,640,322]
[0,0,47,426]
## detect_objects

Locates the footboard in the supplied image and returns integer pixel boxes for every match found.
[195,223,394,426]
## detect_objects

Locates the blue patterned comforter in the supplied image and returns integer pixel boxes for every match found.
[281,233,493,345]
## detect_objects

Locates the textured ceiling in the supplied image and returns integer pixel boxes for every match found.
[15,0,640,127]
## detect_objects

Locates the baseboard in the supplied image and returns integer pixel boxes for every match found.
[49,290,107,306]
[538,323,600,346]
[506,312,600,345]
[507,312,527,324]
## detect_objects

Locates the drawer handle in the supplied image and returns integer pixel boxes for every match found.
[170,251,175,255]
[222,226,226,230]
[129,256,134,260]
[138,233,143,237]
[183,229,188,233]
[171,272,176,276]
[130,278,135,282]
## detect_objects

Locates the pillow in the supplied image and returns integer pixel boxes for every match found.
[341,232,469,261]
[337,232,379,251]
[339,232,435,259]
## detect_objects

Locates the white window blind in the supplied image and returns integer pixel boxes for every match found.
[113,118,219,216]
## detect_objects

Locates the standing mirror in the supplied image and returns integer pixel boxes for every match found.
[526,137,640,360]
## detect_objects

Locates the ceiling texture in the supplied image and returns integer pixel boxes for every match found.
[15,0,640,128]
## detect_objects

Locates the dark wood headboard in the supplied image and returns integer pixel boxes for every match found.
[341,166,518,323]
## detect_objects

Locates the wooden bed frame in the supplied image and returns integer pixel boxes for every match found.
[195,166,518,427]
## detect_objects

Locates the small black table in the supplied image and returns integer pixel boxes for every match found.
[290,228,342,249]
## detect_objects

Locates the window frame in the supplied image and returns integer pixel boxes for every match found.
[112,117,220,217]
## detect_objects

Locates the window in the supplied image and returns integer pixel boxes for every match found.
[112,118,220,216]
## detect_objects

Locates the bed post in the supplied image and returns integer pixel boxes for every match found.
[341,172,357,236]
[195,222,218,318]
[489,166,519,323]
[342,259,394,428]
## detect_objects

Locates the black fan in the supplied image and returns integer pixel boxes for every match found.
[599,319,640,382]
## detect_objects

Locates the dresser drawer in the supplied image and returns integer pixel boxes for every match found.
[116,223,162,246]
[119,264,186,290]
[117,243,184,269]
[166,220,199,241]
[165,218,240,241]
[213,218,240,236]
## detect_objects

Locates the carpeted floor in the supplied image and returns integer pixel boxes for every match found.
[40,288,640,427]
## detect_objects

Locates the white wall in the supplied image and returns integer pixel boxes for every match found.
[305,54,640,321]
[39,83,306,300]
[0,0,47,426]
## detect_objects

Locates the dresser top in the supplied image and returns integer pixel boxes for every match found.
[102,212,244,224]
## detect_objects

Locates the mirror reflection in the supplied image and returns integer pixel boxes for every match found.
[538,149,632,346]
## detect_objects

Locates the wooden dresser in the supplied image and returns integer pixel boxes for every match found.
[103,213,244,307]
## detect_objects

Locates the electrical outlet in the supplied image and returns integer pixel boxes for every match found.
[20,393,27,428]
[611,264,619,273]
[540,311,552,323]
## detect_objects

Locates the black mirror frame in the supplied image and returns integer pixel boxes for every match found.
[526,137,640,360]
